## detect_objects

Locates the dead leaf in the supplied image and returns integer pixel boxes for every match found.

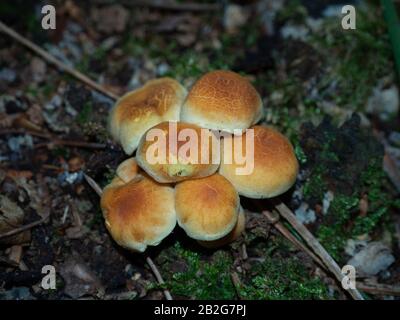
[0,195,30,245]
[347,241,395,277]
[60,254,104,299]
[26,104,44,127]
[10,176,49,219]
[91,5,129,34]
[30,57,47,83]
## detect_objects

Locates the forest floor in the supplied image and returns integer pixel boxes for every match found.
[0,0,399,300]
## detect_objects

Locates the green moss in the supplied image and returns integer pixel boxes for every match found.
[276,0,308,25]
[315,159,391,259]
[317,225,346,261]
[42,82,56,98]
[120,17,260,82]
[239,256,329,300]
[303,168,326,202]
[353,158,390,235]
[310,6,392,111]
[259,76,324,139]
[300,115,392,260]
[163,51,208,80]
[51,146,70,159]
[159,240,330,300]
[102,166,116,187]
[317,194,359,260]
[330,194,359,224]
[163,243,236,299]
[77,101,93,125]
[294,140,307,165]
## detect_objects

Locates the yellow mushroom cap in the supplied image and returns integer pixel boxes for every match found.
[175,173,240,241]
[109,78,187,155]
[101,160,176,252]
[219,125,299,198]
[115,157,140,183]
[136,121,220,183]
[198,205,245,248]
[181,70,263,132]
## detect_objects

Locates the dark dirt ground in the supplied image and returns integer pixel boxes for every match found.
[0,0,399,300]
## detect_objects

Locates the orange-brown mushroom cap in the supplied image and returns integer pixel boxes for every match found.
[175,173,240,241]
[136,121,220,183]
[109,78,187,155]
[219,125,299,198]
[101,170,176,252]
[198,205,245,248]
[181,70,263,132]
[115,157,140,183]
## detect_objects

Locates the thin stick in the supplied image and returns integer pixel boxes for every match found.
[0,216,48,240]
[263,210,376,299]
[84,173,173,300]
[0,129,106,150]
[273,200,364,300]
[357,282,400,296]
[83,173,104,197]
[146,257,172,300]
[230,271,243,300]
[35,140,106,150]
[93,0,220,11]
[0,20,119,100]
[262,210,326,269]
[0,256,19,267]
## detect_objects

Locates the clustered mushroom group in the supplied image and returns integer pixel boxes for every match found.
[100,70,299,252]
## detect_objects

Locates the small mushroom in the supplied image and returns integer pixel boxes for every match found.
[181,70,263,132]
[109,78,187,155]
[100,159,176,252]
[136,121,220,183]
[198,205,245,248]
[115,157,140,183]
[175,173,240,241]
[219,125,299,198]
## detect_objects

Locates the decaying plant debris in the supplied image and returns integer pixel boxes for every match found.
[1,0,400,300]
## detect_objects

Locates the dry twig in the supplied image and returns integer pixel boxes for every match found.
[0,129,106,149]
[146,256,172,300]
[0,215,49,240]
[357,282,400,296]
[230,271,243,300]
[262,210,326,269]
[93,0,220,11]
[0,20,119,100]
[272,200,364,300]
[84,173,173,300]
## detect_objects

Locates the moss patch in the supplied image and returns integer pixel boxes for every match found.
[239,256,329,300]
[310,5,393,111]
[300,114,393,260]
[161,242,236,300]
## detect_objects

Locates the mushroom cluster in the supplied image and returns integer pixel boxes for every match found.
[101,70,299,252]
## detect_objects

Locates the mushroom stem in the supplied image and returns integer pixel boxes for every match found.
[272,200,364,300]
[84,173,173,300]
